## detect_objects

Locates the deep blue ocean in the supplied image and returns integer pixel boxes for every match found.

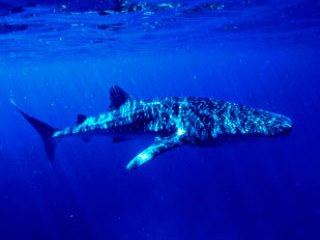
[0,0,320,239]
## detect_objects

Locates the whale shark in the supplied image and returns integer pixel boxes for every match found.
[11,85,292,170]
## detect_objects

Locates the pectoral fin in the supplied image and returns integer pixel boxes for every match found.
[126,135,184,170]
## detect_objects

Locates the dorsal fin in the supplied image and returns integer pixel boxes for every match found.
[109,85,132,110]
[77,114,87,124]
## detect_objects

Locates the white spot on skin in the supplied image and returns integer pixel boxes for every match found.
[138,153,150,161]
[126,152,152,170]
[177,128,186,136]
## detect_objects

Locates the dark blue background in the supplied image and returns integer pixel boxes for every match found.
[0,1,320,240]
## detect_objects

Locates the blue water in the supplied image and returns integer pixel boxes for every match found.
[0,0,320,239]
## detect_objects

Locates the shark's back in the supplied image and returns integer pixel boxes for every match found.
[145,96,291,141]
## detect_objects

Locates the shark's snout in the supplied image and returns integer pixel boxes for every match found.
[272,114,292,135]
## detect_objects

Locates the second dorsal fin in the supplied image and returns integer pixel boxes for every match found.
[109,85,132,110]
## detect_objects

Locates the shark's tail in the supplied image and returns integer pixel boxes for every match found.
[10,99,58,163]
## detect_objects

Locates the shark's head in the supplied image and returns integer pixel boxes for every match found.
[263,112,292,136]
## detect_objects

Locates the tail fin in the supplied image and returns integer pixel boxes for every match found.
[10,99,58,163]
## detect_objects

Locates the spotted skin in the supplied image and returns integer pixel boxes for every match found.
[50,88,292,170]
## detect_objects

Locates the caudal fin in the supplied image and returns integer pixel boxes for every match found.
[10,99,58,163]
